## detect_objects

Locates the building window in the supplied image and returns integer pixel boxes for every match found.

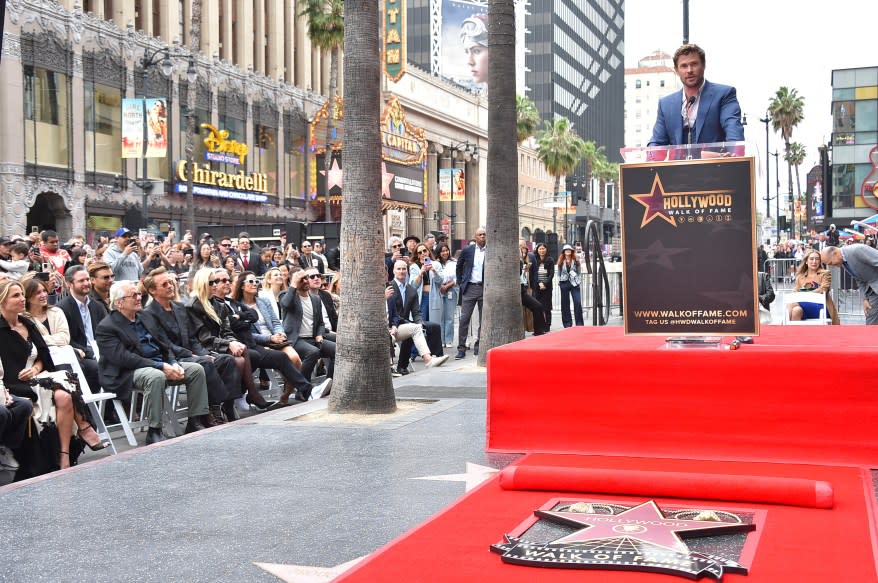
[635,80,641,89]
[24,66,69,168]
[285,121,306,206]
[253,124,278,194]
[84,81,122,175]
[660,80,665,87]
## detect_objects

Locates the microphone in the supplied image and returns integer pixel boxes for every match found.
[684,95,696,157]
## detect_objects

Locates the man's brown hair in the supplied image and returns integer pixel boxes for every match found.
[673,43,705,68]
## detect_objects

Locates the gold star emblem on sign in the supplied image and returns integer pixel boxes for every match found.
[630,174,677,228]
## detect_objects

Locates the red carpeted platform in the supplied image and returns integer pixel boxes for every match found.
[335,327,878,581]
[487,326,878,465]
[334,454,878,581]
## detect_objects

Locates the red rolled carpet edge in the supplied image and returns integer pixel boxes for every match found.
[499,466,833,509]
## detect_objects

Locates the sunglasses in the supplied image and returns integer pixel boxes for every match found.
[391,244,401,248]
[95,274,113,280]
[220,243,231,247]
[306,274,321,280]
[209,277,231,285]
[243,279,259,285]
[124,292,143,299]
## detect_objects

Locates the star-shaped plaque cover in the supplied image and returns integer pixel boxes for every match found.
[537,500,753,553]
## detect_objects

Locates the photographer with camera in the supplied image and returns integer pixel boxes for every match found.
[103,228,146,282]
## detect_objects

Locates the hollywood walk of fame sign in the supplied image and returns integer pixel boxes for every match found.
[620,156,758,335]
[492,499,757,581]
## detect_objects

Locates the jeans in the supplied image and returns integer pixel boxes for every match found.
[559,282,584,327]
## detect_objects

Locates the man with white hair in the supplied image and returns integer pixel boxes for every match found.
[95,280,212,444]
[385,235,405,281]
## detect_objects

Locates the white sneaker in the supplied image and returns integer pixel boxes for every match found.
[309,377,332,400]
[426,354,449,368]
[0,446,19,471]
[235,396,251,411]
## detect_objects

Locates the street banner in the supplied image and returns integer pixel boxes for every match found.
[439,167,465,202]
[144,98,168,158]
[620,157,757,335]
[121,98,168,159]
[121,98,144,159]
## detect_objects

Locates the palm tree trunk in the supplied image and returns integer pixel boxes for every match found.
[184,0,202,235]
[478,0,522,366]
[327,0,395,413]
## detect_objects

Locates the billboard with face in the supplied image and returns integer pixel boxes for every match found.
[441,0,489,95]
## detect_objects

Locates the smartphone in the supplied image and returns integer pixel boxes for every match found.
[42,262,51,272]
[423,257,432,265]
[36,272,50,282]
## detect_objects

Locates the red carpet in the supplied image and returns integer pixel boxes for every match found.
[335,454,878,581]
[487,326,878,465]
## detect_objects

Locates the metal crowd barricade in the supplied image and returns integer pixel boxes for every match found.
[550,260,624,319]
[763,258,799,292]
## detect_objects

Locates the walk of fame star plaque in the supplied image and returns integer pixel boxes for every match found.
[491,498,759,581]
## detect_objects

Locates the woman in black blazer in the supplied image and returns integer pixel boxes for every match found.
[529,243,555,332]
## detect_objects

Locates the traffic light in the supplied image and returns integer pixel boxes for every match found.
[778,215,788,233]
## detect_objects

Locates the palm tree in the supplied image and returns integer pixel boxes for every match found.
[300,0,344,221]
[477,0,522,366]
[786,142,806,237]
[535,117,588,243]
[768,86,804,228]
[592,153,620,241]
[183,0,201,235]
[327,0,395,413]
[516,94,540,143]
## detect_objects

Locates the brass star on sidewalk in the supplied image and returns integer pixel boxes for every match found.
[255,556,366,582]
[413,462,499,491]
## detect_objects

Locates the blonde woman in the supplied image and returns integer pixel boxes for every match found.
[788,248,839,324]
[259,267,288,320]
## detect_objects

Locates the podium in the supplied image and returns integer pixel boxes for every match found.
[618,142,757,336]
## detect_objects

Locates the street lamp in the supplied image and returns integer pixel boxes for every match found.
[770,151,781,240]
[759,113,772,218]
[138,46,173,231]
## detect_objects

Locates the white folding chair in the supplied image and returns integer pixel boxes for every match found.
[128,382,187,437]
[782,291,831,325]
[48,345,134,451]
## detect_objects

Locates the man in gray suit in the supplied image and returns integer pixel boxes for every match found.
[821,245,878,324]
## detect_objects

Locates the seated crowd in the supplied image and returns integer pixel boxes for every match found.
[0,225,528,481]
[0,228,342,482]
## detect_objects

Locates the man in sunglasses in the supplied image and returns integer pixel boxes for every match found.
[141,268,241,424]
[385,235,405,281]
[87,261,115,310]
[96,281,213,444]
[281,269,336,393]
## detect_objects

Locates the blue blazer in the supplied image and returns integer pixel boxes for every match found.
[250,295,285,345]
[648,80,744,147]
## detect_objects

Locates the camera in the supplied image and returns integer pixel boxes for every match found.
[36,272,50,282]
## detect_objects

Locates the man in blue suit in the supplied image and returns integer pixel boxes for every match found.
[648,44,744,149]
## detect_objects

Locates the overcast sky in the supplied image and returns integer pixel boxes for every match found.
[624,0,876,171]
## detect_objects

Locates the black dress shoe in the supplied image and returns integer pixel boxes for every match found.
[145,427,167,445]
[455,350,466,360]
[246,395,279,412]
[184,417,207,434]
[221,400,239,422]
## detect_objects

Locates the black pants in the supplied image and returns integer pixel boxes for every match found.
[183,354,240,404]
[522,285,547,335]
[1,396,33,449]
[247,346,312,392]
[294,336,336,380]
[398,322,443,369]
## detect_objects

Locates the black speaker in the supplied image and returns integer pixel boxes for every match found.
[778,215,788,232]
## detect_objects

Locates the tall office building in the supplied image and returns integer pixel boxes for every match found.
[525,1,624,161]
